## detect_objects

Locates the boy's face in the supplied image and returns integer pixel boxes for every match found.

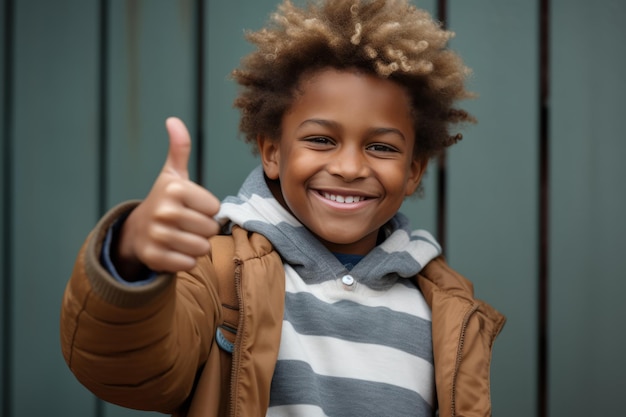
[259,68,425,255]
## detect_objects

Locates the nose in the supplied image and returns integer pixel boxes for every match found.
[326,145,370,182]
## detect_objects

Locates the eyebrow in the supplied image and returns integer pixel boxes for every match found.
[298,118,407,142]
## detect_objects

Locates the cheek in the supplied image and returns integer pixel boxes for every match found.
[387,166,415,193]
[279,150,316,177]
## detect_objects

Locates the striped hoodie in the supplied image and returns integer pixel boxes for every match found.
[216,166,442,417]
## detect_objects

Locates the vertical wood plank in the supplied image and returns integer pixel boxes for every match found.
[537,1,549,414]
[105,0,196,208]
[0,0,7,412]
[11,0,99,416]
[103,0,195,415]
[447,2,539,416]
[550,0,626,415]
[203,0,272,198]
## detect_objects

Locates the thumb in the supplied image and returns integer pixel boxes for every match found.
[164,117,192,179]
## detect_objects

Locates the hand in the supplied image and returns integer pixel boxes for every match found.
[115,117,221,275]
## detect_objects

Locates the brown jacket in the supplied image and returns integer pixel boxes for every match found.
[60,202,505,417]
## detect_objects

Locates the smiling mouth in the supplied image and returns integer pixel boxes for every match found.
[322,192,368,204]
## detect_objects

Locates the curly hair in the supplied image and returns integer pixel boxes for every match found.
[232,0,476,160]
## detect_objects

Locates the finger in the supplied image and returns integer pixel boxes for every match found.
[164,117,192,179]
[180,181,222,218]
[173,207,222,238]
[142,245,198,273]
[151,200,221,238]
[145,225,212,260]
[164,230,212,259]
[158,180,221,219]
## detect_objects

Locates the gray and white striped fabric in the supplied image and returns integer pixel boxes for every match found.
[216,166,442,417]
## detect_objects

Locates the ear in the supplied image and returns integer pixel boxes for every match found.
[404,157,428,196]
[257,134,280,180]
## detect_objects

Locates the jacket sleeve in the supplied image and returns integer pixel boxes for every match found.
[417,257,506,417]
[60,201,223,413]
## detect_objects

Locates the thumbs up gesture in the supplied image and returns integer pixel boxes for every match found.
[114,117,221,276]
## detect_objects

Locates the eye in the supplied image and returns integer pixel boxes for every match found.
[366,143,399,153]
[304,136,334,147]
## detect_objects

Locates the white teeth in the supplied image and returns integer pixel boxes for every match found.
[323,192,362,204]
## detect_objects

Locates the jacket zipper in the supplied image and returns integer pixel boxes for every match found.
[229,260,244,417]
[450,303,480,417]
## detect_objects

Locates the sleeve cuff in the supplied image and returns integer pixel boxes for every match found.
[101,214,158,287]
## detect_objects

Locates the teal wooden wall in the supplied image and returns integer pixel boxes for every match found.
[549,1,626,415]
[1,1,625,416]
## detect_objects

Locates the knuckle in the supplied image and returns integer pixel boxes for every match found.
[147,224,170,245]
[153,204,179,222]
[138,244,159,266]
[164,180,186,199]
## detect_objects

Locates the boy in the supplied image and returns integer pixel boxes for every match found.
[61,1,505,416]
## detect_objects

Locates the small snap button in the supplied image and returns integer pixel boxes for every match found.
[341,275,355,286]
